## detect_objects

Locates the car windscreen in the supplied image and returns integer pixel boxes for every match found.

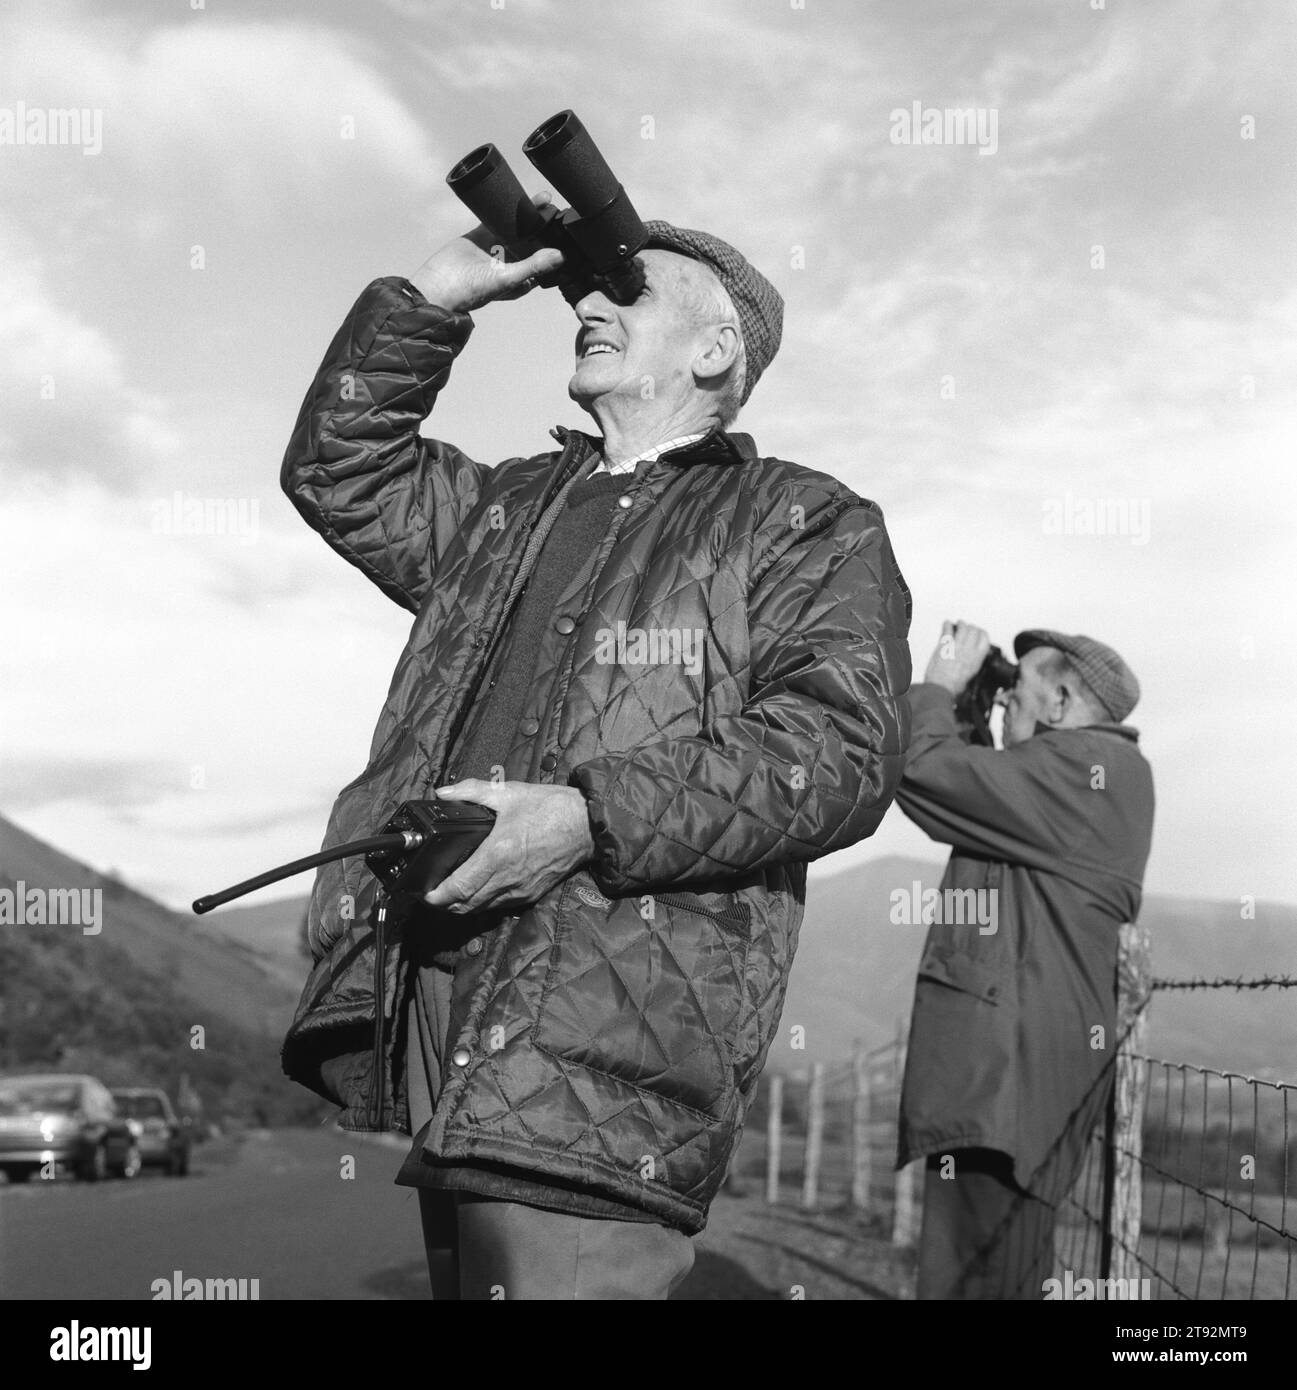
[112,1095,167,1119]
[0,1081,83,1115]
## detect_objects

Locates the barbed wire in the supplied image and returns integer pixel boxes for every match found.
[1061,1176,1196,1300]
[1115,1142,1295,1248]
[1151,974,1297,992]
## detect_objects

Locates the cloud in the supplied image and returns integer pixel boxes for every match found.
[0,12,445,491]
[1,0,1293,910]
[0,475,415,906]
[0,218,182,489]
[0,13,440,208]
[408,38,583,95]
[2,756,178,813]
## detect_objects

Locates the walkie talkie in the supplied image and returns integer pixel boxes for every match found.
[363,799,497,901]
[192,799,496,914]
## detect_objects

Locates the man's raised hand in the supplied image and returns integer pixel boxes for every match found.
[924,619,992,696]
[409,192,565,314]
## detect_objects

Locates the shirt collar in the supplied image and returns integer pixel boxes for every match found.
[549,425,756,469]
[589,433,706,476]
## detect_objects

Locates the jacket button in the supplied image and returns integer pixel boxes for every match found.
[466,937,483,956]
[617,495,633,509]
[520,717,540,736]
[451,1047,471,1067]
[555,615,576,635]
[540,753,558,773]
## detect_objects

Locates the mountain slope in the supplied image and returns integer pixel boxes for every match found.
[0,812,319,1124]
[193,895,312,995]
[7,811,1292,1105]
[0,813,297,1037]
[782,855,1297,1080]
[178,852,1297,1082]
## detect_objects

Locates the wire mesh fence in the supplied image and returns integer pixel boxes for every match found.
[1059,1056,1296,1299]
[754,942,1297,1299]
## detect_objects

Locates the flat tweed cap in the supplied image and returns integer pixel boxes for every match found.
[642,219,783,404]
[1015,629,1141,723]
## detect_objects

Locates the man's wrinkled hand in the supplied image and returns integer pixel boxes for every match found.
[409,192,565,314]
[924,619,991,695]
[422,780,596,915]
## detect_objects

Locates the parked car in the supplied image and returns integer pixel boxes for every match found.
[0,1074,140,1182]
[110,1088,192,1176]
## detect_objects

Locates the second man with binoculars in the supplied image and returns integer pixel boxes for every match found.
[896,620,1155,1298]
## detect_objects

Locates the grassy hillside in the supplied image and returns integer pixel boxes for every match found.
[0,814,298,1036]
[0,814,323,1126]
[194,894,312,994]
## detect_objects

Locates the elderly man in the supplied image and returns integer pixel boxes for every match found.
[895,621,1155,1299]
[279,202,912,1299]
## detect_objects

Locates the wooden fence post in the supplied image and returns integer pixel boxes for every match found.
[890,1025,916,1246]
[851,1040,871,1211]
[765,1071,784,1206]
[1104,918,1152,1281]
[801,1061,825,1210]
[892,1161,917,1247]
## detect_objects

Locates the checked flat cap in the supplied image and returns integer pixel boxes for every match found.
[1015,629,1142,723]
[643,220,783,404]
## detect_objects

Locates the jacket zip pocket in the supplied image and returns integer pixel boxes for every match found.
[369,896,388,1128]
[654,891,751,934]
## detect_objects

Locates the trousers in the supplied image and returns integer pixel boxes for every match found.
[916,1148,1056,1300]
[403,957,694,1301]
[417,1189,695,1300]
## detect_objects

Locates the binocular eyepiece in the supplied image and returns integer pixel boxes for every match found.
[446,110,648,305]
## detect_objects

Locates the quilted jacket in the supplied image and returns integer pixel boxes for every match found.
[280,276,913,1233]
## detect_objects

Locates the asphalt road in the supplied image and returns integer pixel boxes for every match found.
[0,1126,433,1301]
[0,1125,903,1300]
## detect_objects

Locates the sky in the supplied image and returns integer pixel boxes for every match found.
[1,0,1294,913]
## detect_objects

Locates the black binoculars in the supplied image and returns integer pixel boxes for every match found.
[446,109,648,305]
[955,646,1019,747]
